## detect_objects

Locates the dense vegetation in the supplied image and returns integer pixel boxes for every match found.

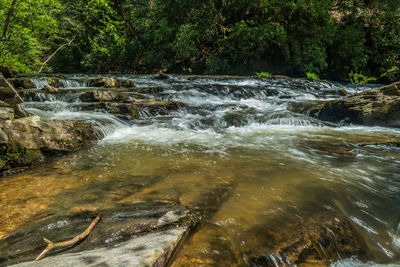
[1,0,399,81]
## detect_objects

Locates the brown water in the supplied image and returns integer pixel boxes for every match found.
[1,75,400,266]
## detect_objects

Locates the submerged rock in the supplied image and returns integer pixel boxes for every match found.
[0,203,198,266]
[315,82,400,127]
[249,210,366,266]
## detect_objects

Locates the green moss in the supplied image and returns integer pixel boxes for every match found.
[0,143,44,172]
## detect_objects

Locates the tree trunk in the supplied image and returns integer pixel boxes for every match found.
[1,0,18,41]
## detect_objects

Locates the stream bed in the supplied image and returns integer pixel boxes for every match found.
[1,75,400,266]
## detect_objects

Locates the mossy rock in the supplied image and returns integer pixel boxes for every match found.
[0,143,44,172]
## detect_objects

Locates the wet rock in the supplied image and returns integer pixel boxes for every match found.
[0,143,44,172]
[0,116,98,152]
[153,73,169,80]
[119,79,135,88]
[287,101,325,116]
[89,77,119,88]
[249,211,366,266]
[79,102,139,119]
[315,82,400,127]
[8,78,35,89]
[0,107,14,121]
[46,78,59,88]
[0,203,198,266]
[79,91,130,103]
[43,85,58,93]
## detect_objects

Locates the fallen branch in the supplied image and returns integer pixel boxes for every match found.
[38,34,77,73]
[35,215,101,261]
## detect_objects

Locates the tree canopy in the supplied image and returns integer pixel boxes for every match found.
[0,0,399,81]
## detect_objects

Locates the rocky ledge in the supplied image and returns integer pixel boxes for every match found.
[0,202,198,266]
[1,75,98,174]
[313,82,400,127]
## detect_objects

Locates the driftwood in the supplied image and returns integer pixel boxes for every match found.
[35,215,101,261]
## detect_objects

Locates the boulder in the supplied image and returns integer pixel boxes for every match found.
[79,91,130,103]
[315,82,400,127]
[0,116,98,152]
[89,77,119,88]
[43,85,58,93]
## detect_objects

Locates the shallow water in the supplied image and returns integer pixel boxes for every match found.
[1,75,400,266]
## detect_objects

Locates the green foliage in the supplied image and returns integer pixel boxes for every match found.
[256,72,272,79]
[306,72,320,81]
[0,0,399,81]
[349,72,376,86]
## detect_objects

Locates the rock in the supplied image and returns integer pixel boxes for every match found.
[46,78,59,88]
[0,116,98,152]
[0,203,198,266]
[153,73,169,80]
[14,104,28,119]
[0,107,14,121]
[0,100,10,107]
[8,78,35,89]
[12,228,189,267]
[0,128,8,144]
[79,102,139,120]
[43,85,58,93]
[0,77,23,105]
[119,79,135,88]
[79,91,130,103]
[0,76,28,119]
[272,75,293,81]
[315,82,400,127]
[0,143,44,172]
[89,77,119,88]
[249,210,366,266]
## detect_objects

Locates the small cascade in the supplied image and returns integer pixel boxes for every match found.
[59,79,85,88]
[31,78,49,89]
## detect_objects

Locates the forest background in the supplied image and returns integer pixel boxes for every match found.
[0,0,399,82]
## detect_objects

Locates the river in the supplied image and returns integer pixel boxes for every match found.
[1,75,400,266]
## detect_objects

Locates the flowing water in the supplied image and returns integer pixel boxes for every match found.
[1,75,400,266]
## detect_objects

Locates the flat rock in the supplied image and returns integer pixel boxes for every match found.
[0,203,197,266]
[11,227,188,267]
